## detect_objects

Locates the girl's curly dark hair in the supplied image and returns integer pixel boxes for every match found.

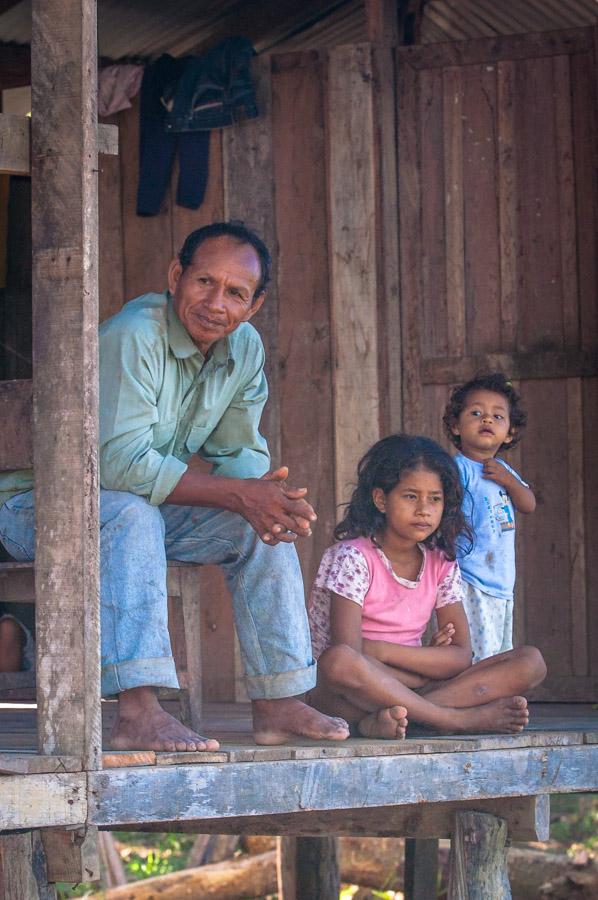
[334,434,472,561]
[442,372,527,453]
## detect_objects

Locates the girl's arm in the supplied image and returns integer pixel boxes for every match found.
[363,602,472,679]
[482,458,536,513]
[329,593,429,688]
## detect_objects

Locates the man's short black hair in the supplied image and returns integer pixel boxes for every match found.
[178,221,272,301]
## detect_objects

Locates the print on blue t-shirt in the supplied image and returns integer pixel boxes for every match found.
[455,453,527,600]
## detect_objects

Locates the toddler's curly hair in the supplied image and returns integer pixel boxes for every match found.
[442,372,527,452]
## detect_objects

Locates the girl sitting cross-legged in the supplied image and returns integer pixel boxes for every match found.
[307,434,546,740]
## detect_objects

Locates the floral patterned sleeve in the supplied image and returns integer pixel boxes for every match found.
[435,561,465,608]
[313,543,371,605]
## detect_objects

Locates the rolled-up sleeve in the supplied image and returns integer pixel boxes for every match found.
[200,341,270,479]
[99,323,188,505]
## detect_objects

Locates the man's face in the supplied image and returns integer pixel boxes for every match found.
[168,235,265,354]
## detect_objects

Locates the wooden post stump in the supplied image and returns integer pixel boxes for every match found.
[404,837,439,899]
[0,831,57,900]
[448,811,511,900]
[277,836,340,900]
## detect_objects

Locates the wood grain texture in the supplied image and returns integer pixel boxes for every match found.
[277,836,339,900]
[271,51,335,586]
[443,65,466,358]
[404,838,438,900]
[223,55,280,465]
[0,831,57,900]
[0,378,32,469]
[30,0,101,765]
[89,745,598,827]
[448,811,511,900]
[0,773,86,830]
[0,114,116,177]
[98,114,124,322]
[497,60,518,351]
[42,826,100,884]
[327,43,380,507]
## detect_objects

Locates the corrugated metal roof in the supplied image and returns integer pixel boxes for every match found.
[1,0,597,60]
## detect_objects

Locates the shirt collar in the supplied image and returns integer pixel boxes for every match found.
[166,292,233,367]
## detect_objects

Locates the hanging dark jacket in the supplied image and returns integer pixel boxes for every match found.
[162,36,258,132]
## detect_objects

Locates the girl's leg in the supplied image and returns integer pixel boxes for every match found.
[420,646,546,709]
[315,644,541,734]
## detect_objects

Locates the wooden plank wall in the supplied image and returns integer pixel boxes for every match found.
[397,27,598,700]
[95,49,393,701]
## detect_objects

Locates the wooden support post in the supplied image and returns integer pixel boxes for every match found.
[180,567,203,731]
[41,826,100,885]
[404,837,439,899]
[448,811,511,900]
[30,0,102,763]
[327,44,381,506]
[365,0,399,44]
[277,836,340,900]
[0,831,57,900]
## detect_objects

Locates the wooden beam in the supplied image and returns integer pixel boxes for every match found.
[421,350,598,385]
[404,838,438,900]
[0,831,57,900]
[129,795,550,842]
[0,773,87,831]
[90,745,598,828]
[327,43,381,507]
[42,826,100,885]
[277,836,339,900]
[0,114,118,175]
[365,0,399,45]
[447,811,511,899]
[31,0,102,765]
[222,56,280,466]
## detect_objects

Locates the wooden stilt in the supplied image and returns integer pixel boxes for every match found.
[41,826,100,885]
[277,836,340,900]
[0,832,57,900]
[404,837,439,899]
[448,811,511,900]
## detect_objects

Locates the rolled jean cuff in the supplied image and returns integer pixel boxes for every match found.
[101,656,180,697]
[244,660,317,700]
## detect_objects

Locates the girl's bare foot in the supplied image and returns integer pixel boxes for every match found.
[450,696,529,734]
[252,697,350,745]
[358,705,408,739]
[110,686,220,752]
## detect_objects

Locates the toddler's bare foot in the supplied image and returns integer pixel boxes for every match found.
[110,686,220,752]
[253,697,349,745]
[358,705,408,740]
[450,696,529,734]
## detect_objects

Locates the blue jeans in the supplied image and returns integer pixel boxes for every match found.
[0,490,316,699]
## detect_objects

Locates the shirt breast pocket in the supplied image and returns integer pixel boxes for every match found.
[152,420,177,450]
[186,424,213,454]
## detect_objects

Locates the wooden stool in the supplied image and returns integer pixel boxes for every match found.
[0,558,203,732]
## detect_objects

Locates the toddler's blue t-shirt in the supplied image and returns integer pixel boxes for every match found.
[455,453,527,601]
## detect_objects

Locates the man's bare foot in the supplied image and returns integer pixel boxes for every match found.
[110,686,220,752]
[450,696,529,734]
[358,705,408,740]
[252,697,350,745]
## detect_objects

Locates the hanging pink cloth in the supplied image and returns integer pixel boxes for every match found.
[98,64,144,117]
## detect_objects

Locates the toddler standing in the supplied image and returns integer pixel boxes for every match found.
[443,373,535,662]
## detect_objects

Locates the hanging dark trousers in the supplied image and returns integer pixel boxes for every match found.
[136,54,210,217]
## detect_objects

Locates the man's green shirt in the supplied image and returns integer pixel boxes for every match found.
[0,292,270,508]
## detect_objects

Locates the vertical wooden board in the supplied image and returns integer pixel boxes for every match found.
[552,55,579,350]
[98,113,124,322]
[199,565,235,702]
[571,47,598,350]
[171,130,225,255]
[372,47,402,436]
[419,66,447,358]
[520,379,571,677]
[223,56,280,465]
[461,62,500,354]
[443,66,466,359]
[31,0,101,764]
[514,57,563,353]
[119,96,173,300]
[566,379,588,677]
[497,60,518,352]
[271,52,335,585]
[582,378,598,678]
[507,380,526,649]
[421,383,447,447]
[327,43,380,508]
